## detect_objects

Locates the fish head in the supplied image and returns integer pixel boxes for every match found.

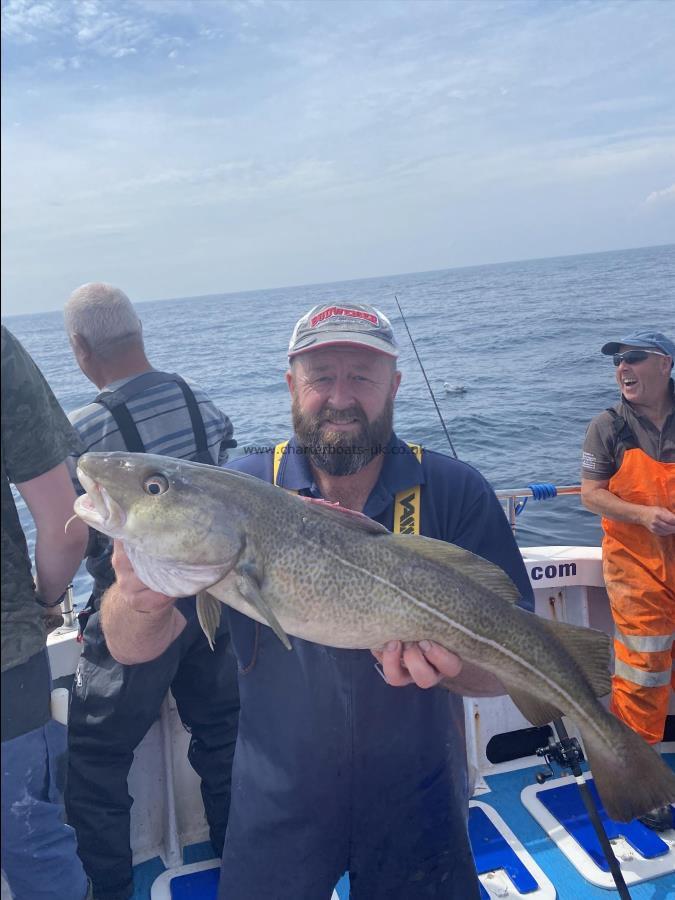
[74,451,244,596]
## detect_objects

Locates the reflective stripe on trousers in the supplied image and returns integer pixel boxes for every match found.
[602,447,675,744]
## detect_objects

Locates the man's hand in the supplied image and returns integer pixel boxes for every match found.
[102,541,186,665]
[372,640,507,696]
[582,479,675,536]
[111,541,176,611]
[371,640,462,689]
[42,611,64,633]
[640,506,675,536]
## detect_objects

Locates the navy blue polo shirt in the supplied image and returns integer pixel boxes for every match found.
[218,434,533,900]
[229,434,533,608]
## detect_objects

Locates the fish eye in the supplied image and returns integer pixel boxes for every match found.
[143,474,169,496]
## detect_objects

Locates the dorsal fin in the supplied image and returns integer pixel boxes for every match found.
[301,496,390,535]
[388,533,521,605]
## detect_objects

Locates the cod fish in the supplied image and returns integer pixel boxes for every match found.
[74,451,675,823]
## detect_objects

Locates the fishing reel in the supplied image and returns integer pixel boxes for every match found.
[534,732,585,784]
[534,721,632,899]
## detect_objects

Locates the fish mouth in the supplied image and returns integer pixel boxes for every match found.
[74,468,127,536]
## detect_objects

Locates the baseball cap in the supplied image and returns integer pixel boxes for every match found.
[288,303,399,359]
[601,330,675,358]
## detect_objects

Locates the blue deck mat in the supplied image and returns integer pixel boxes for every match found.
[167,810,543,900]
[139,755,675,899]
[537,779,671,872]
[171,867,219,899]
[469,804,539,897]
[167,861,350,900]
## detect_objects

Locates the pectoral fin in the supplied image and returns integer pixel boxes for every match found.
[236,567,292,651]
[196,591,222,651]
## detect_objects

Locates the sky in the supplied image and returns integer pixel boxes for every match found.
[1,0,674,315]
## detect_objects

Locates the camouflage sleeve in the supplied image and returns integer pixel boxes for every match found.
[65,451,83,494]
[1,326,83,484]
[581,412,617,481]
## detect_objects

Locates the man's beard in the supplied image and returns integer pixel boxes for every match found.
[292,396,394,476]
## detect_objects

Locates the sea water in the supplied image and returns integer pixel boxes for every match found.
[4,243,674,598]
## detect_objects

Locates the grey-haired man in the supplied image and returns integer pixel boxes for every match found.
[63,283,240,900]
[581,330,675,831]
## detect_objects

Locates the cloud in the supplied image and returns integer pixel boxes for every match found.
[644,184,675,206]
[46,56,82,71]
[2,0,675,314]
[1,0,68,41]
[2,0,184,60]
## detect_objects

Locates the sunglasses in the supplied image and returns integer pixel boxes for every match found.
[612,349,666,366]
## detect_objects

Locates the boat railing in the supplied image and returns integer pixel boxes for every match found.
[60,584,77,627]
[494,484,581,531]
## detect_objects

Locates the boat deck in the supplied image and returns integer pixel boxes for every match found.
[136,752,675,900]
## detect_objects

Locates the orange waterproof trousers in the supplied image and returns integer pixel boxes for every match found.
[602,447,675,744]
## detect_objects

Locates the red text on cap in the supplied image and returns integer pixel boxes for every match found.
[310,306,379,329]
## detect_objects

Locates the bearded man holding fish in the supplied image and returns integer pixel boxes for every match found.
[73,304,675,900]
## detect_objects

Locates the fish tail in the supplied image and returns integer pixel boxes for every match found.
[581,709,675,822]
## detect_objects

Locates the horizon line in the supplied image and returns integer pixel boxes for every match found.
[2,241,673,321]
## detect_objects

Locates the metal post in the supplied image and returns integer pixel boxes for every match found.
[159,695,182,868]
[60,584,76,628]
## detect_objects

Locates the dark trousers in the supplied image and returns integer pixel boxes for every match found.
[219,616,479,900]
[66,598,239,900]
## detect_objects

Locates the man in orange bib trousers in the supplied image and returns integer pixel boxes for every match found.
[582,330,675,831]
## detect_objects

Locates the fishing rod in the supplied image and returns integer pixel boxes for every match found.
[396,294,633,898]
[393,295,458,460]
[536,720,632,898]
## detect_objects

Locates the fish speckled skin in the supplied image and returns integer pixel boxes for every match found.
[74,451,675,824]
